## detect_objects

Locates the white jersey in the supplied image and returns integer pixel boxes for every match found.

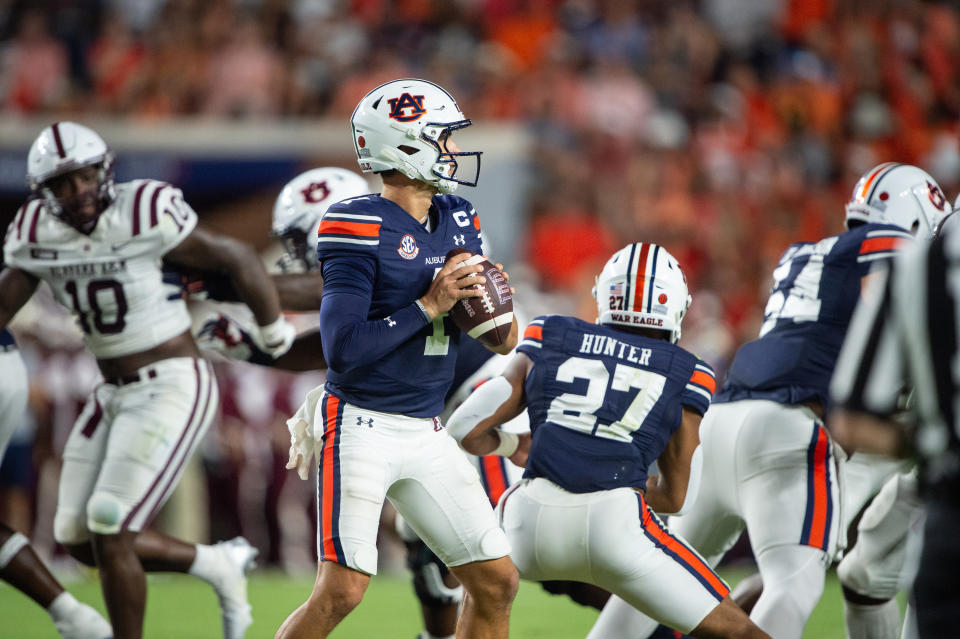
[4,180,197,358]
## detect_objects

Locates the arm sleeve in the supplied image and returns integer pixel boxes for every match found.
[680,360,716,416]
[515,316,547,363]
[319,255,431,372]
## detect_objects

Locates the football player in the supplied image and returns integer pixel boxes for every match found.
[273,78,519,639]
[0,122,298,639]
[200,163,614,638]
[446,243,770,639]
[0,321,112,638]
[585,163,952,639]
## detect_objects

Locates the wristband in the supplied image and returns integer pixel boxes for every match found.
[414,299,433,322]
[491,430,520,457]
[259,316,289,347]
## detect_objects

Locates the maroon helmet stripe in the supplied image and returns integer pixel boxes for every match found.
[27,200,43,243]
[132,182,149,236]
[50,123,67,158]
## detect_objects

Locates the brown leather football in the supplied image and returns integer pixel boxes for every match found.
[445,248,514,347]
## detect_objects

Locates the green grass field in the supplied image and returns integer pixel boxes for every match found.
[0,566,874,638]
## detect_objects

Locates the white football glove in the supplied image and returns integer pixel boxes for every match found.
[285,418,319,481]
[253,316,297,359]
[196,313,272,364]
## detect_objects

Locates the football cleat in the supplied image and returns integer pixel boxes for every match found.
[53,602,113,639]
[211,537,259,639]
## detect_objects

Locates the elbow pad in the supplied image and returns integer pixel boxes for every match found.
[446,376,513,442]
[675,444,703,516]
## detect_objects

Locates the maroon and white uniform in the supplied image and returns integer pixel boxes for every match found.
[3,180,219,541]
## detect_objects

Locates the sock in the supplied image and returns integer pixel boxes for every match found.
[47,591,81,623]
[0,532,29,569]
[844,598,900,639]
[187,544,220,584]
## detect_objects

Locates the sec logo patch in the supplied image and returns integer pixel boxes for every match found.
[398,234,419,260]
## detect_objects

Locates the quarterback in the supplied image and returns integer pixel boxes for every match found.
[0,122,296,639]
[274,78,519,639]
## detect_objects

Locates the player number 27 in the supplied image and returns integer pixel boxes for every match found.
[547,357,666,442]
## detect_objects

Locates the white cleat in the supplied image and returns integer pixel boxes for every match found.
[212,536,258,639]
[54,602,114,639]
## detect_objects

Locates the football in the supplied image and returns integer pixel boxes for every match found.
[446,248,514,347]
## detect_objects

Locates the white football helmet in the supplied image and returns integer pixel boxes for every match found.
[26,121,116,231]
[844,162,950,238]
[350,78,481,193]
[594,243,692,344]
[272,167,370,271]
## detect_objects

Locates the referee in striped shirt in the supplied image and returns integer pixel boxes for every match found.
[830,203,960,638]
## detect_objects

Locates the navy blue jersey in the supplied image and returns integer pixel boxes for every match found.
[0,328,15,350]
[516,315,716,493]
[448,335,497,403]
[717,223,912,407]
[317,193,486,417]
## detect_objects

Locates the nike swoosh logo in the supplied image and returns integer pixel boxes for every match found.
[111,239,136,251]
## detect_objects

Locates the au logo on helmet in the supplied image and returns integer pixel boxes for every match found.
[388,93,427,122]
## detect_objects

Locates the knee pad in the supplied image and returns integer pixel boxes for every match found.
[54,509,90,546]
[405,539,464,607]
[86,491,125,535]
[0,532,29,569]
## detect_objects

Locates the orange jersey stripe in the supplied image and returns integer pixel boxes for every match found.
[318,219,381,237]
[859,237,902,254]
[808,428,829,549]
[481,455,508,506]
[320,395,340,561]
[689,370,716,394]
[643,512,729,597]
[523,325,543,340]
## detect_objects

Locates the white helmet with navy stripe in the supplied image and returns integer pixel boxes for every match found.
[350,78,481,194]
[272,167,370,271]
[26,121,116,231]
[594,243,692,344]
[844,162,950,238]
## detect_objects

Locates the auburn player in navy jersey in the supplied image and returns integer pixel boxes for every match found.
[447,243,770,639]
[274,79,519,639]
[590,164,952,639]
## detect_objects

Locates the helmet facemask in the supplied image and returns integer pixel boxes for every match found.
[35,153,116,234]
[276,228,312,273]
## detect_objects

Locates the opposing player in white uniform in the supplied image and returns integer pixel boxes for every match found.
[0,122,297,639]
[447,244,769,638]
[0,324,112,639]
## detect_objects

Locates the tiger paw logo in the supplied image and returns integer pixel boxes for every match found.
[388,93,426,122]
[927,180,946,211]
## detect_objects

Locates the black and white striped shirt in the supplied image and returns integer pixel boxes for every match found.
[831,222,960,497]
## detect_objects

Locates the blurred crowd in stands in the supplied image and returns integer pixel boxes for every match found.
[1,0,959,571]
